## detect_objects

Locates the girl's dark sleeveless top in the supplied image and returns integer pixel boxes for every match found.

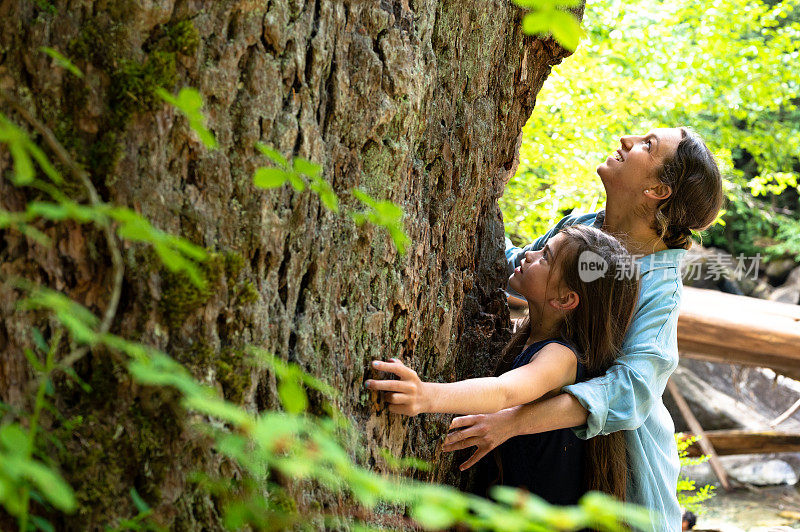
[492,338,588,506]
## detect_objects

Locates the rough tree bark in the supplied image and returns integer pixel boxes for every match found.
[0,0,578,528]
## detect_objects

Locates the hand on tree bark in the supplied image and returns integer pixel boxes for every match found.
[365,358,428,416]
[442,407,518,470]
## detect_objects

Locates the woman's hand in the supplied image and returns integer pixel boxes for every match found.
[442,408,517,470]
[365,358,429,416]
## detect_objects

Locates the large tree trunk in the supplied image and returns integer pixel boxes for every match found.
[0,0,577,528]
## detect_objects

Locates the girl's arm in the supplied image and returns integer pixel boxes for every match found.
[365,343,577,416]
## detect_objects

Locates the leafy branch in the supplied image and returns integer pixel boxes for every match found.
[514,0,585,51]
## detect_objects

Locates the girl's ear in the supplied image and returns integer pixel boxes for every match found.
[549,290,579,312]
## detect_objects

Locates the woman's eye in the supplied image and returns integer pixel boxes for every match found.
[645,140,652,150]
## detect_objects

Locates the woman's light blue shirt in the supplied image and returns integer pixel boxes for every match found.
[505,210,684,532]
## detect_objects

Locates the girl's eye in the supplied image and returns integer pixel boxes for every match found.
[645,139,652,151]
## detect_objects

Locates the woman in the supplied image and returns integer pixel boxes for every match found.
[442,127,724,531]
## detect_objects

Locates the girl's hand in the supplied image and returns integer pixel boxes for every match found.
[365,358,428,416]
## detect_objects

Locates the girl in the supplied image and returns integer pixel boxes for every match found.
[365,224,640,503]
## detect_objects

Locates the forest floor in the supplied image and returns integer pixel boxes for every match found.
[693,484,800,531]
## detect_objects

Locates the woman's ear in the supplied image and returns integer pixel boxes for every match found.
[549,290,579,312]
[644,183,672,201]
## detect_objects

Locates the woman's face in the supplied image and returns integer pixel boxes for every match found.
[596,127,682,204]
[508,232,568,305]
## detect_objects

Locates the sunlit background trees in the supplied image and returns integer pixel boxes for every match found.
[503,0,800,263]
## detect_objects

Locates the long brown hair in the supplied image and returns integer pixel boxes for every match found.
[651,127,724,249]
[496,225,640,500]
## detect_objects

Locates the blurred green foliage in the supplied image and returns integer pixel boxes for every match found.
[505,0,800,261]
[675,434,715,515]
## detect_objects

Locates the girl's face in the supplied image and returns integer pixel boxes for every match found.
[508,232,570,307]
[596,127,682,205]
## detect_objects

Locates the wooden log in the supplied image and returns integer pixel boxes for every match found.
[667,379,732,491]
[678,286,800,378]
[683,429,800,457]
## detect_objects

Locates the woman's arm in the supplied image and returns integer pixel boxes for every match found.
[365,343,577,416]
[563,275,680,437]
[443,273,682,468]
[442,394,587,470]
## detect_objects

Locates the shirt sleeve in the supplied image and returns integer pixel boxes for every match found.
[562,275,682,439]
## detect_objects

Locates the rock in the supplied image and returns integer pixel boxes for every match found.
[675,360,800,432]
[729,459,799,486]
[681,454,800,488]
[765,258,798,285]
[682,245,774,298]
[768,266,800,305]
[665,364,771,432]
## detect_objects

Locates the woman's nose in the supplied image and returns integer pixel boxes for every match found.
[620,135,633,150]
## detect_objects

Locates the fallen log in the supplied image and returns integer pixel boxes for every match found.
[677,286,800,379]
[683,429,800,457]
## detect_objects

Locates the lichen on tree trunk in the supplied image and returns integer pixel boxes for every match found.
[0,0,578,528]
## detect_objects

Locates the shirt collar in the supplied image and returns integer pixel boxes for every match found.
[636,248,687,274]
[592,209,686,273]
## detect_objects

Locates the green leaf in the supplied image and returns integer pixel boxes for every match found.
[253,167,289,189]
[25,141,63,184]
[157,87,218,149]
[350,212,368,226]
[31,328,48,353]
[522,11,552,35]
[20,288,100,344]
[277,380,308,414]
[171,236,208,261]
[410,501,456,530]
[130,487,150,514]
[0,423,31,456]
[29,515,56,532]
[62,366,92,393]
[549,10,583,51]
[293,158,322,179]
[387,225,410,255]
[255,142,288,168]
[374,200,403,222]
[9,141,34,185]
[286,171,306,192]
[183,395,254,427]
[310,176,339,213]
[17,460,76,512]
[40,47,84,78]
[351,188,376,208]
[23,348,44,373]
